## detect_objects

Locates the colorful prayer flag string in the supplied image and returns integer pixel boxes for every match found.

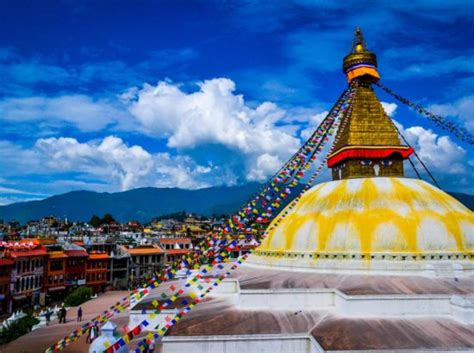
[375,81,474,146]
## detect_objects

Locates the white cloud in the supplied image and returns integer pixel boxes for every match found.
[0,186,43,196]
[428,95,474,134]
[0,95,129,131]
[394,121,467,175]
[33,136,214,190]
[381,102,397,117]
[0,196,42,206]
[125,78,303,181]
[247,153,283,181]
[0,74,471,197]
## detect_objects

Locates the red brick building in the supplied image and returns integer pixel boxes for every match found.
[9,243,47,309]
[64,248,88,290]
[86,252,109,293]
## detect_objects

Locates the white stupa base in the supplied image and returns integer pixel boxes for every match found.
[246,253,474,278]
[130,274,474,353]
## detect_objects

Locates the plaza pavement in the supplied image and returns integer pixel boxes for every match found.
[1,291,130,353]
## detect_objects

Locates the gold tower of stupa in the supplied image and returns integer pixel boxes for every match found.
[328,28,413,180]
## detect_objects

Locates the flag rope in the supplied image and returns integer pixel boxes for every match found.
[124,85,359,353]
[375,81,474,146]
[44,82,359,353]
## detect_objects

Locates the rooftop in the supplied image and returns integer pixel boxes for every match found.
[48,251,67,259]
[88,252,110,260]
[122,245,164,255]
[159,238,192,244]
[9,248,47,258]
[165,249,191,255]
[64,249,89,258]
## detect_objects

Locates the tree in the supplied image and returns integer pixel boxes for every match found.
[89,215,101,228]
[101,213,116,225]
[0,314,39,344]
[64,287,93,307]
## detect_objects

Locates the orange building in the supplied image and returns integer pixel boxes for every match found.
[86,252,110,293]
[44,250,67,301]
[0,258,14,314]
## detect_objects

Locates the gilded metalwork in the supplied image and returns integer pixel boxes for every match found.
[331,28,409,180]
[332,85,401,151]
[342,27,378,72]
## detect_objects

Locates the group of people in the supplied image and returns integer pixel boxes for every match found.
[43,306,83,325]
[41,305,158,350]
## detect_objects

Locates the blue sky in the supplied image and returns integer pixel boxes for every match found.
[0,0,473,204]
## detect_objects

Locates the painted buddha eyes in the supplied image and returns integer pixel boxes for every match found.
[360,159,392,166]
[333,163,347,171]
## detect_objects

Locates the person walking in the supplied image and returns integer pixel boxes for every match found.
[86,323,98,343]
[59,306,67,323]
[77,306,83,322]
[45,310,52,326]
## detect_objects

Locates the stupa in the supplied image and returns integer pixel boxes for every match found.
[125,29,474,353]
[248,28,474,277]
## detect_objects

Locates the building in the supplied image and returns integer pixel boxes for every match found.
[8,241,47,309]
[44,249,67,302]
[122,245,164,282]
[0,258,14,314]
[86,252,110,294]
[64,244,88,291]
[109,246,131,289]
[158,238,192,264]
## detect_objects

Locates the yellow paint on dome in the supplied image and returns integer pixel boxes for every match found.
[258,177,474,257]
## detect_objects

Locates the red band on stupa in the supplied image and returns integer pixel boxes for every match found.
[327,146,414,167]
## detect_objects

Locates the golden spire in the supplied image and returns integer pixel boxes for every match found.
[343,27,379,83]
[327,29,413,180]
[351,27,367,53]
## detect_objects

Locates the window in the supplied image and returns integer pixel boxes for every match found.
[50,260,63,271]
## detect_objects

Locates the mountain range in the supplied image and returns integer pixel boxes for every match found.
[0,184,472,224]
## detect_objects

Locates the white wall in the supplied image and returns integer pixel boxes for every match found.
[163,334,321,353]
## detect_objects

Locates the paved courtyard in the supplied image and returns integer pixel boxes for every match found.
[1,291,130,353]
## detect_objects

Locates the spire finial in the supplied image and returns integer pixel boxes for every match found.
[351,27,367,53]
[343,28,379,83]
